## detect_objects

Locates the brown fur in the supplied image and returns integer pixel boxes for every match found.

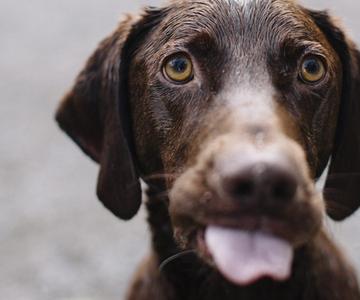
[56,0,360,299]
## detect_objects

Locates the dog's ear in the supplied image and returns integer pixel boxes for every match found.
[56,9,166,220]
[308,10,360,220]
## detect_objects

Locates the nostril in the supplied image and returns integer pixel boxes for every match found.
[232,180,255,199]
[223,174,256,201]
[267,167,298,203]
[221,162,299,205]
[271,179,297,202]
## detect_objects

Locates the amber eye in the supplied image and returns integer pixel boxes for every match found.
[299,56,326,84]
[163,53,193,83]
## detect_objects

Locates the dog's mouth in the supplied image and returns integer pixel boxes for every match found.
[170,192,322,286]
[169,145,323,286]
[196,224,294,286]
[172,212,317,286]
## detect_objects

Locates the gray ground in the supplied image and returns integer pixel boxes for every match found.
[1,0,359,299]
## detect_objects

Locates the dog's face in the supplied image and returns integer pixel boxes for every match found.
[56,0,360,287]
[130,0,340,284]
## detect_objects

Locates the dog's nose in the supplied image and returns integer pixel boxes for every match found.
[222,161,298,205]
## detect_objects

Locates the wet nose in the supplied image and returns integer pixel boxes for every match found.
[222,161,298,205]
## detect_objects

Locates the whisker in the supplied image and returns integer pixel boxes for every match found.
[142,173,177,181]
[156,190,170,199]
[145,187,170,199]
[159,250,196,272]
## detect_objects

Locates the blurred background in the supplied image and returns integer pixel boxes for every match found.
[0,0,359,299]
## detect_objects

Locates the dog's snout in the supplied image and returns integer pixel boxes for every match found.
[221,161,298,206]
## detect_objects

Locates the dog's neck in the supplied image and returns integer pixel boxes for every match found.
[145,187,359,300]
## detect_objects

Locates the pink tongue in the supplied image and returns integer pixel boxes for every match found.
[205,226,293,286]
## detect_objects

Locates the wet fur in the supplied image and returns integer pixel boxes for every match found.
[56,0,360,299]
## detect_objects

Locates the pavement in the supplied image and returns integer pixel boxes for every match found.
[0,0,359,299]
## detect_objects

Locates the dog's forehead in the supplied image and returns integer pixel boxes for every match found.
[233,0,270,6]
[146,0,316,82]
[153,0,316,54]
[135,0,326,89]
[234,0,256,4]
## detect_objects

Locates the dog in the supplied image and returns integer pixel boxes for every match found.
[56,0,360,299]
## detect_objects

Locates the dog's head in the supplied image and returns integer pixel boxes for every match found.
[56,0,360,286]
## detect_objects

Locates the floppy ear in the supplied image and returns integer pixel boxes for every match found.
[308,10,360,220]
[56,9,165,220]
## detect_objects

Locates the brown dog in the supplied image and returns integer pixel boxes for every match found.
[56,0,360,299]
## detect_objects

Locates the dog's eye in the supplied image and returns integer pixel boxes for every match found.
[163,53,193,83]
[299,56,326,84]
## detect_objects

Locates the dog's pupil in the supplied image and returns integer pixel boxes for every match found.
[304,59,319,74]
[171,58,187,73]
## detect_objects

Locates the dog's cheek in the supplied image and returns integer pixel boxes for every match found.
[127,66,165,177]
[168,169,208,241]
[292,187,325,246]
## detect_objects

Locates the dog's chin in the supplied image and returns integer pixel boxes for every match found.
[170,170,323,286]
[172,212,319,287]
[195,224,294,286]
[171,194,323,286]
[172,206,322,287]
